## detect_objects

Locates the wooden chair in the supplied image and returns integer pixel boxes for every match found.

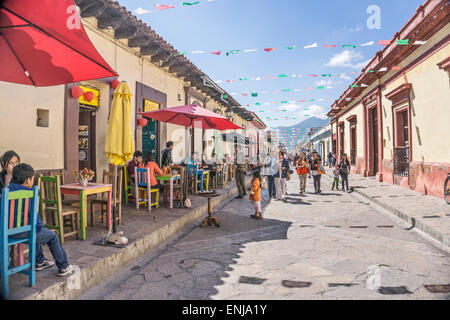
[186,164,198,195]
[215,164,226,189]
[89,170,123,226]
[135,168,159,211]
[1,187,39,299]
[172,167,185,208]
[37,175,79,244]
[187,164,209,193]
[123,165,135,205]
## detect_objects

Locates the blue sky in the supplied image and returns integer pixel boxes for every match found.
[118,0,424,129]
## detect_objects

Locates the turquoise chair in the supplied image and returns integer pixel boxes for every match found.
[1,187,38,299]
[188,163,209,192]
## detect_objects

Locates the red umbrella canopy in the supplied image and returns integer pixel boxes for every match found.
[138,105,242,130]
[0,0,117,86]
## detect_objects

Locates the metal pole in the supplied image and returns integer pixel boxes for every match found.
[112,165,118,233]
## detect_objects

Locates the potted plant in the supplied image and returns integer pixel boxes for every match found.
[73,168,95,186]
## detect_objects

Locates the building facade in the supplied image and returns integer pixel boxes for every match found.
[0,0,266,183]
[307,124,332,160]
[327,0,449,198]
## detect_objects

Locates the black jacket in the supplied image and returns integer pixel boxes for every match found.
[161,148,172,167]
[0,171,7,190]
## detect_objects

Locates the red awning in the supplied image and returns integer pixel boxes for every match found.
[0,0,117,86]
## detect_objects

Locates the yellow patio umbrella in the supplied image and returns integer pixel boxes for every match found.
[105,81,133,235]
[105,81,134,166]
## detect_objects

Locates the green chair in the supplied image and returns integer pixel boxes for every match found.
[37,175,79,244]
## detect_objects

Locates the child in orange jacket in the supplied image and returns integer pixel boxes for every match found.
[249,171,263,220]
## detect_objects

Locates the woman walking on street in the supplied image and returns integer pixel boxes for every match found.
[340,153,351,192]
[309,151,322,193]
[296,152,309,194]
[279,151,289,202]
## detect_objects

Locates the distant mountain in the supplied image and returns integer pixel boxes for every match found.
[274,117,330,151]
[276,117,329,130]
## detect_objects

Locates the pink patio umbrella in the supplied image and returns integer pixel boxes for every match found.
[138,104,242,130]
[138,104,242,199]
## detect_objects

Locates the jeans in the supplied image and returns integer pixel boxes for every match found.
[340,173,349,190]
[332,178,339,189]
[11,227,68,271]
[275,177,282,199]
[37,228,69,271]
[312,174,321,192]
[298,174,307,192]
[280,178,286,199]
[267,175,276,197]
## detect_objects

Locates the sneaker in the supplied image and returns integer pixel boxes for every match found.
[36,259,55,271]
[57,265,74,277]
[250,214,258,219]
[282,198,287,203]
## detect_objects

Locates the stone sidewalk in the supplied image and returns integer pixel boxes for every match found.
[7,178,249,300]
[322,167,450,250]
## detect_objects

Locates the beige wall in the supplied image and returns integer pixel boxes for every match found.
[0,83,65,170]
[379,25,450,163]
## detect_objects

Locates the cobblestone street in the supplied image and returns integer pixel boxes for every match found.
[78,176,450,300]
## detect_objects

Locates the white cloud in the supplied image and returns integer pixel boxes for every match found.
[345,26,363,32]
[314,79,334,87]
[338,73,351,80]
[134,7,152,15]
[325,50,370,69]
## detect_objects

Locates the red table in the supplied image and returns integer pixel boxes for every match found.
[60,183,112,240]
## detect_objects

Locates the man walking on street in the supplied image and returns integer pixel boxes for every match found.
[235,160,247,199]
[262,152,277,199]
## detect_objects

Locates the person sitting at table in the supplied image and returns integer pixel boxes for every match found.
[0,150,20,190]
[8,164,73,277]
[139,152,164,191]
[127,151,142,183]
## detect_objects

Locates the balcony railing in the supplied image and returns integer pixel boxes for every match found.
[394,146,410,177]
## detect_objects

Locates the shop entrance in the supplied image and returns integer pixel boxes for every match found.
[78,108,96,176]
[142,99,160,163]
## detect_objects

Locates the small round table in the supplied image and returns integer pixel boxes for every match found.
[197,192,221,228]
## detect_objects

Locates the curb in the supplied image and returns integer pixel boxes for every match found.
[25,181,246,300]
[322,172,449,250]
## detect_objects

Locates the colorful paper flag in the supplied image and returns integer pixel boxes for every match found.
[282,89,290,92]
[351,84,358,87]
[324,45,337,48]
[226,50,239,56]
[307,74,317,77]
[174,51,186,56]
[322,74,332,77]
[156,4,175,10]
[304,43,318,49]
[251,93,258,97]
[342,45,356,48]
[244,49,258,53]
[182,1,200,6]
[278,74,288,78]
[414,41,427,45]
[361,41,375,47]
[391,66,401,71]
[222,94,228,99]
[210,51,221,55]
[317,86,325,89]
[379,40,390,45]
[284,46,296,50]
[397,39,409,45]
[264,48,276,52]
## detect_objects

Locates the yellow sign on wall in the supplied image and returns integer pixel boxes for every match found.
[144,99,160,112]
[79,85,100,108]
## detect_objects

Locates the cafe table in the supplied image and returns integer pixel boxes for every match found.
[156,174,181,209]
[60,183,112,240]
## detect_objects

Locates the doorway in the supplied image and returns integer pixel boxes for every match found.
[78,108,96,177]
[142,99,160,163]
[369,107,379,176]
